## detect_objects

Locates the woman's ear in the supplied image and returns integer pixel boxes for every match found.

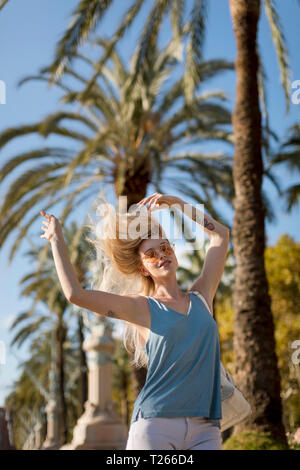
[139,265,150,277]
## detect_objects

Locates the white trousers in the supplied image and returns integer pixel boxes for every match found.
[126,410,223,450]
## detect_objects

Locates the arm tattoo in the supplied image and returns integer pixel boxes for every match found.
[106,310,117,318]
[191,206,215,231]
[204,217,215,231]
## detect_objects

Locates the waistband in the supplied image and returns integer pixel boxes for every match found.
[134,408,220,428]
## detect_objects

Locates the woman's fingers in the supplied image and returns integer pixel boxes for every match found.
[40,210,52,221]
[149,195,160,208]
[147,195,161,210]
[137,193,160,206]
[40,210,58,241]
[137,199,147,206]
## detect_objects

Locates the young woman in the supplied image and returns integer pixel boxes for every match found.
[40,193,230,450]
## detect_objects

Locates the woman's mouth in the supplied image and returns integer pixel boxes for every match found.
[159,260,171,268]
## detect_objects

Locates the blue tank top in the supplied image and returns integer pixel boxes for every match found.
[130,291,222,428]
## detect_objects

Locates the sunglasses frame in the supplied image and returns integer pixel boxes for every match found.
[141,241,175,264]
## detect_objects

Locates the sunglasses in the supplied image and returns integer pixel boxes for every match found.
[141,241,175,263]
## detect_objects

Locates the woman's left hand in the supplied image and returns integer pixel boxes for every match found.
[137,193,181,211]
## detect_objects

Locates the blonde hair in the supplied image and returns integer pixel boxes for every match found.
[85,194,166,369]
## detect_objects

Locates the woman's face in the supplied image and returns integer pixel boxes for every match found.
[138,237,178,278]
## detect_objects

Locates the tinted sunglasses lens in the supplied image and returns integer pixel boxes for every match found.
[144,243,174,262]
[162,243,174,254]
[144,250,156,261]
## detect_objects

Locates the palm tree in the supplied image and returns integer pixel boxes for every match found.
[0,37,234,264]
[5,328,82,448]
[4,363,47,449]
[228,0,289,442]
[112,339,133,428]
[8,221,94,443]
[9,271,69,444]
[61,222,92,414]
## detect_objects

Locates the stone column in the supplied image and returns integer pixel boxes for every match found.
[0,408,15,450]
[61,321,127,450]
[23,430,35,450]
[5,409,16,450]
[41,398,63,449]
[41,336,64,450]
[33,420,43,450]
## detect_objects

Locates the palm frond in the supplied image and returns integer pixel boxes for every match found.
[0,123,88,150]
[39,111,98,134]
[281,124,300,148]
[170,0,185,45]
[0,0,8,10]
[9,311,37,331]
[94,38,127,86]
[195,59,235,81]
[10,317,48,348]
[9,187,94,262]
[183,0,207,104]
[1,163,68,213]
[0,148,71,183]
[261,187,276,224]
[76,0,145,103]
[49,0,113,81]
[283,184,300,212]
[262,165,283,196]
[130,0,172,86]
[264,0,291,112]
[0,176,81,249]
[18,74,71,94]
[269,150,300,171]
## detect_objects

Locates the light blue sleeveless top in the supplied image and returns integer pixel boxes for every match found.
[130,291,222,428]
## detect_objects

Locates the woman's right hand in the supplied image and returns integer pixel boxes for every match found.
[40,210,62,242]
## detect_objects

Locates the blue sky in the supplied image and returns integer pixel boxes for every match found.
[0,0,299,406]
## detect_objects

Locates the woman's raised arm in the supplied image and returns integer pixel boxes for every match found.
[40,211,146,325]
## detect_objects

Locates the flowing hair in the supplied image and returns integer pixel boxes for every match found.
[84,194,166,369]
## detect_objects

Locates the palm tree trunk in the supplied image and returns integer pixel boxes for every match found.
[229,0,287,443]
[115,165,151,396]
[114,158,151,209]
[77,313,88,415]
[55,321,68,444]
[121,374,130,427]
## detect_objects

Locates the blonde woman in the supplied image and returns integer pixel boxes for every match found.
[40,193,230,450]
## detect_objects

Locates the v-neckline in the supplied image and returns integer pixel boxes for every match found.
[155,291,192,317]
